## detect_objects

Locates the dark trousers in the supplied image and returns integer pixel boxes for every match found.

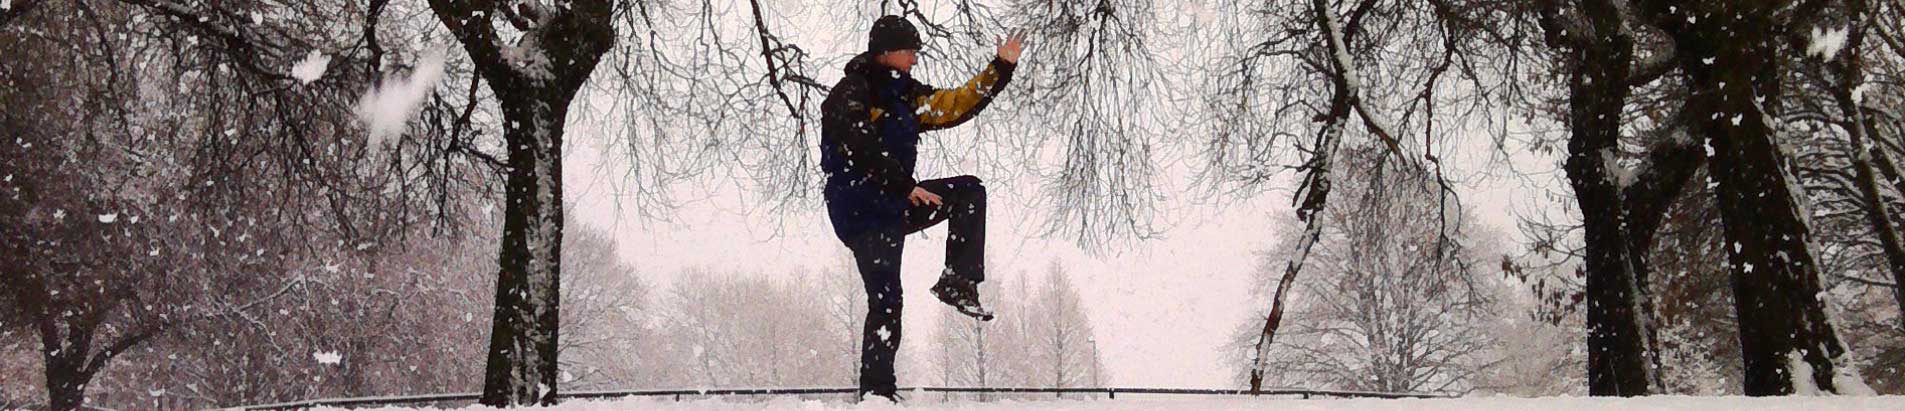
[844,175,987,394]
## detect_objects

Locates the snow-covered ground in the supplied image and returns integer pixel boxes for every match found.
[316,395,1905,411]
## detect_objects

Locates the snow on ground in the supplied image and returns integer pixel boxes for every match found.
[315,395,1905,411]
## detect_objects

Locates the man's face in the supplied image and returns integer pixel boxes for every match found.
[878,49,919,73]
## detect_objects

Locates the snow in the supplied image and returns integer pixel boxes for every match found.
[291,51,332,85]
[98,213,117,223]
[1601,148,1633,188]
[1785,350,1819,395]
[1808,27,1849,59]
[314,350,343,365]
[501,42,555,80]
[1,0,10,10]
[356,48,447,147]
[302,396,1905,411]
[1837,367,1878,396]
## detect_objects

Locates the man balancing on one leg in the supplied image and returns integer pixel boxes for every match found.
[820,15,1024,402]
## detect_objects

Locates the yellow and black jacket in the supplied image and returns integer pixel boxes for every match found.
[820,51,1016,240]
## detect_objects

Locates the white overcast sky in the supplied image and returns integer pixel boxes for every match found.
[552,0,1562,389]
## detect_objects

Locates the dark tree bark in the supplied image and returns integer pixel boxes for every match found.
[1534,0,1690,395]
[1550,0,1658,395]
[0,0,42,27]
[32,307,156,411]
[425,0,616,406]
[1642,0,1861,395]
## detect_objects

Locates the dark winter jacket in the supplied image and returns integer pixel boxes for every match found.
[820,52,1016,241]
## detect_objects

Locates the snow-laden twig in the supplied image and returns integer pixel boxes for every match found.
[1315,2,1405,161]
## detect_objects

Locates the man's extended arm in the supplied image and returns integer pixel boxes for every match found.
[910,58,1017,131]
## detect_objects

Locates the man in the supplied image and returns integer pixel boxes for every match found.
[819,15,1023,402]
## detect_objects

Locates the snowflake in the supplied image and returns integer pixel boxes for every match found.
[314,350,343,365]
[290,51,331,85]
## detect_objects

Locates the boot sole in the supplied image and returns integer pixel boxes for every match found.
[932,285,995,321]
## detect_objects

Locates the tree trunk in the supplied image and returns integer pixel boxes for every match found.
[976,323,988,402]
[1656,1,1861,395]
[44,375,85,411]
[42,351,89,411]
[482,93,569,405]
[1559,0,1657,396]
[425,1,615,406]
[1249,0,1355,392]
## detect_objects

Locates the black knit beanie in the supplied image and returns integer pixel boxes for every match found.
[868,15,922,54]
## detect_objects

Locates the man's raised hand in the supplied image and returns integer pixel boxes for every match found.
[998,32,1026,64]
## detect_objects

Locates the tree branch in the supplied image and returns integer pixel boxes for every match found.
[1621,108,1704,240]
[427,0,510,80]
[0,0,44,27]
[81,324,160,377]
[748,0,801,118]
[114,0,294,81]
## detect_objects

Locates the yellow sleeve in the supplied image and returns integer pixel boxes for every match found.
[911,58,1016,131]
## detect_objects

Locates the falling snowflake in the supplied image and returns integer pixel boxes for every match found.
[314,350,343,365]
[290,50,331,85]
[357,48,447,146]
[1807,26,1849,59]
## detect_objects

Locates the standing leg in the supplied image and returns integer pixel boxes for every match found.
[846,227,905,398]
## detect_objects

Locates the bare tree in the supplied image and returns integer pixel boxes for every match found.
[556,217,650,390]
[820,254,870,387]
[655,269,851,389]
[998,0,1171,247]
[1208,0,1456,392]
[933,278,1016,401]
[421,0,616,405]
[1527,0,1691,395]
[1027,263,1105,396]
[1233,146,1498,394]
[0,2,411,409]
[1471,315,1587,396]
[1625,0,1868,395]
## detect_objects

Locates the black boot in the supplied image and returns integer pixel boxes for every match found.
[931,274,994,321]
[859,389,906,404]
